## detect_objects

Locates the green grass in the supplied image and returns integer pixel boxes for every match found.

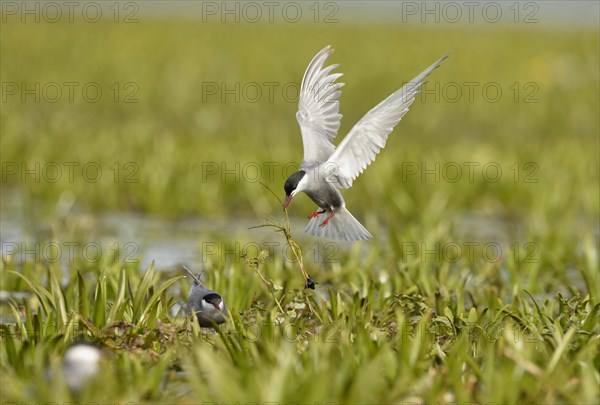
[1,15,599,405]
[1,242,598,403]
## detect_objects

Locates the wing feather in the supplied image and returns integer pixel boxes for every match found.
[324,55,447,188]
[296,46,344,169]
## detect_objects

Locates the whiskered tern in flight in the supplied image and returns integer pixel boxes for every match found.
[284,46,447,241]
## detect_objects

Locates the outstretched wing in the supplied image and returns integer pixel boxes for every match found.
[323,55,447,188]
[296,45,344,169]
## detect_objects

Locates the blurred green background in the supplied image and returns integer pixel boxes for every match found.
[2,14,598,275]
[1,1,599,403]
[2,14,597,226]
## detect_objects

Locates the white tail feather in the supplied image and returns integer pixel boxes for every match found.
[304,207,372,241]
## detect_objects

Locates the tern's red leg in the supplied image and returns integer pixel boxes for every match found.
[319,212,335,227]
[308,209,325,219]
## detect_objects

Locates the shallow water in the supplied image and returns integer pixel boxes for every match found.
[1,187,532,270]
[0,187,592,321]
[0,188,331,271]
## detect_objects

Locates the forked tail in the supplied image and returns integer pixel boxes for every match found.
[304,207,372,241]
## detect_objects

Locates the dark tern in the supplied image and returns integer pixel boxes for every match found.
[284,46,446,241]
[183,266,228,327]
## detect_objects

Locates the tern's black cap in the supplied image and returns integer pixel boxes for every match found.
[284,171,306,195]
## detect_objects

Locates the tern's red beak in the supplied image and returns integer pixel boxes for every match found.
[284,195,293,209]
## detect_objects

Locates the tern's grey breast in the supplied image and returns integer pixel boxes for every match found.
[304,180,344,211]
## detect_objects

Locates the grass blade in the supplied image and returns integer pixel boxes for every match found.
[138,276,184,327]
[93,271,107,328]
[546,326,576,374]
[7,270,53,316]
[77,270,90,319]
[133,261,156,321]
[107,267,128,325]
[47,266,68,330]
[581,303,599,333]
